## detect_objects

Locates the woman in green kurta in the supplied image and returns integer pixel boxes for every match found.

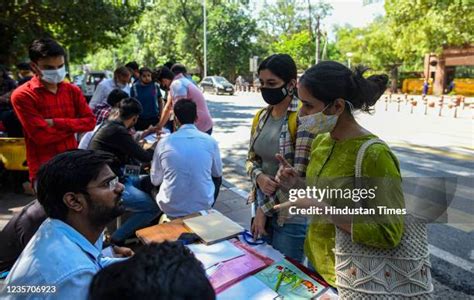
[303,133,404,286]
[275,61,432,299]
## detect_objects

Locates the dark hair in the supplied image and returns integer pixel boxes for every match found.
[89,242,215,300]
[125,61,139,71]
[174,99,196,124]
[153,66,174,82]
[139,67,152,76]
[164,61,175,69]
[258,54,297,83]
[114,66,130,77]
[299,61,388,113]
[16,62,31,71]
[118,97,143,120]
[107,89,129,107]
[28,38,66,62]
[170,63,187,75]
[36,150,113,221]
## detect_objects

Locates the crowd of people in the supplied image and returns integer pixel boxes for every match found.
[0,38,433,299]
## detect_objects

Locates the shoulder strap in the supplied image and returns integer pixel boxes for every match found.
[251,108,266,135]
[355,138,386,178]
[251,108,298,144]
[288,111,297,143]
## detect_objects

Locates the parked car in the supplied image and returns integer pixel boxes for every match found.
[72,74,84,86]
[199,76,234,95]
[81,71,113,102]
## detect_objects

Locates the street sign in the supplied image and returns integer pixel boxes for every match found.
[249,56,258,72]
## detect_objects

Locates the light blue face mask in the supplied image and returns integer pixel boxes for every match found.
[41,66,66,84]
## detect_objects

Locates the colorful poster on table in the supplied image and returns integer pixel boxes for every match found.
[254,259,329,299]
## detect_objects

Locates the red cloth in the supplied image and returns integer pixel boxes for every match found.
[11,76,96,182]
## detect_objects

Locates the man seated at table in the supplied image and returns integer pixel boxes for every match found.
[2,150,133,300]
[151,99,222,218]
[88,241,215,300]
[88,97,160,244]
[79,89,128,149]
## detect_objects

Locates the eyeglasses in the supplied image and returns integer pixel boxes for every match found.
[88,176,120,191]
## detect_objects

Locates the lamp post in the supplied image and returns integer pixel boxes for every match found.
[346,52,353,69]
[203,0,207,78]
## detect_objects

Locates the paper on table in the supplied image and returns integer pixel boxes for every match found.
[217,276,279,300]
[187,240,245,269]
[144,133,157,143]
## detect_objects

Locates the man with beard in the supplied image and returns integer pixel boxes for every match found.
[2,150,133,300]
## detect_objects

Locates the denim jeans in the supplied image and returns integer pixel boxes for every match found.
[111,176,160,242]
[255,189,307,262]
[269,216,307,263]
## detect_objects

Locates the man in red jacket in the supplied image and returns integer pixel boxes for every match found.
[11,38,96,183]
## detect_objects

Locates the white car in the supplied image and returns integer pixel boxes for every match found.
[81,71,113,102]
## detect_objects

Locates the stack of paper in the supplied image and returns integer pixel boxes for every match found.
[187,240,244,269]
[183,212,244,245]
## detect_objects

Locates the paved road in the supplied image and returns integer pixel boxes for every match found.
[208,92,474,298]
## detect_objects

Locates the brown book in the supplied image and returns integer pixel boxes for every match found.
[136,218,191,244]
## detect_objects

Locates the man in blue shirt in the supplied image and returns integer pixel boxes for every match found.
[150,100,222,218]
[2,150,133,299]
[130,67,163,131]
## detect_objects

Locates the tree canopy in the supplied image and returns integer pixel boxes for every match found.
[0,0,143,65]
[2,0,471,84]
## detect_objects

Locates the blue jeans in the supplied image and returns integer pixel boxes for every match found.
[269,216,307,263]
[111,176,160,242]
[255,189,307,262]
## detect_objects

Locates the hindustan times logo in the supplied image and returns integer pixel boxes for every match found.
[288,186,377,203]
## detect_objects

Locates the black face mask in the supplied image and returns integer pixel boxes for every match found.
[260,84,290,105]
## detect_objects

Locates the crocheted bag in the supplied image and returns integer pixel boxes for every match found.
[334,138,433,299]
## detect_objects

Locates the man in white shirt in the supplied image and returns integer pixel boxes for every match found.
[89,66,131,109]
[151,99,222,218]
